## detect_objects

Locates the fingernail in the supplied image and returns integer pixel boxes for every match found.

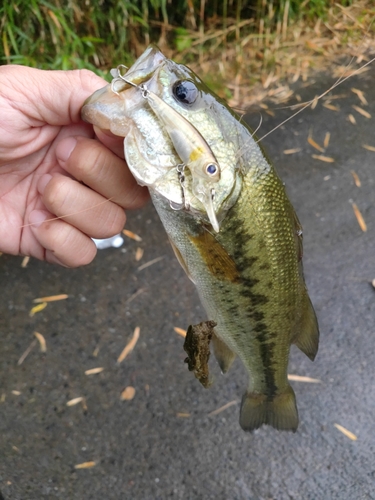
[56,137,77,162]
[37,174,52,195]
[29,210,50,228]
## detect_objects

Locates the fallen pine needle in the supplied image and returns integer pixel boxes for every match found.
[12,390,21,396]
[120,386,136,401]
[352,105,371,119]
[126,288,146,304]
[288,374,321,383]
[323,132,330,149]
[351,88,368,105]
[135,247,144,261]
[122,229,142,242]
[311,154,335,163]
[362,144,375,152]
[352,203,367,232]
[308,136,324,153]
[21,256,30,268]
[208,400,239,416]
[85,367,104,375]
[350,171,361,187]
[117,327,140,363]
[34,332,47,352]
[176,412,190,418]
[29,302,47,317]
[283,148,301,155]
[334,423,357,441]
[138,256,164,271]
[67,397,84,407]
[310,96,319,110]
[74,461,96,469]
[348,114,356,124]
[17,340,37,365]
[174,327,187,338]
[33,294,68,303]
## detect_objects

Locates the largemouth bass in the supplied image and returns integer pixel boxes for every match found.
[82,46,319,432]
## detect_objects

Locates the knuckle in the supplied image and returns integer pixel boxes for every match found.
[44,175,71,214]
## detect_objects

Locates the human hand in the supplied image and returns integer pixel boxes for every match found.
[0,65,148,266]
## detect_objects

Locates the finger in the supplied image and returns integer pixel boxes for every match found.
[38,173,126,239]
[94,127,125,159]
[56,136,149,210]
[28,209,97,267]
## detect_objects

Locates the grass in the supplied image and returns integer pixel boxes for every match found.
[0,0,374,104]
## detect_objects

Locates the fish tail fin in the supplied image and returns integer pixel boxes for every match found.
[293,290,320,361]
[239,385,298,432]
[211,333,236,374]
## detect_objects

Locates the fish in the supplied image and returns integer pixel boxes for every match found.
[81,45,319,432]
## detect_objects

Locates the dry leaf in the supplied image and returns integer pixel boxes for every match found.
[135,247,144,261]
[352,105,371,119]
[29,302,47,317]
[174,327,187,338]
[21,256,30,268]
[85,367,104,375]
[308,136,324,152]
[351,88,368,105]
[348,114,356,124]
[120,386,136,401]
[323,132,330,149]
[34,332,47,352]
[283,148,301,155]
[352,203,367,232]
[117,327,140,363]
[362,144,375,152]
[74,461,96,469]
[311,154,335,163]
[288,374,321,383]
[350,171,361,187]
[208,400,239,416]
[122,229,142,242]
[67,397,84,406]
[334,423,357,441]
[33,294,68,303]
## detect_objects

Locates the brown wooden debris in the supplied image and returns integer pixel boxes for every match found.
[33,294,68,303]
[208,400,239,416]
[29,302,47,317]
[21,256,30,268]
[323,132,331,149]
[348,114,356,124]
[74,461,96,469]
[120,386,136,401]
[352,105,371,119]
[117,327,140,363]
[176,412,191,418]
[311,154,335,163]
[350,171,361,187]
[283,148,301,155]
[308,136,325,153]
[334,423,357,441]
[183,320,217,388]
[351,88,368,105]
[323,103,340,111]
[67,397,84,407]
[11,391,21,396]
[288,374,321,383]
[352,203,367,232]
[122,229,142,242]
[34,332,47,352]
[84,367,104,375]
[174,327,187,338]
[362,144,375,152]
[135,247,144,261]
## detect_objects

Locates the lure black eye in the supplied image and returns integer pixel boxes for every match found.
[173,80,199,104]
[206,163,218,175]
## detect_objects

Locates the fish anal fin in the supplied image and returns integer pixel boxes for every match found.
[293,292,320,361]
[211,332,236,374]
[240,385,298,432]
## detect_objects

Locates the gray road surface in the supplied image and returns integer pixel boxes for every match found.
[1,66,375,500]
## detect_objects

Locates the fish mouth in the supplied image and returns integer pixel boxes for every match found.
[81,45,166,133]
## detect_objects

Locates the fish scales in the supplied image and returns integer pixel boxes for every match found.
[81,45,319,432]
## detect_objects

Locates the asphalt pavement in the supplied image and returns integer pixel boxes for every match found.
[1,65,375,500]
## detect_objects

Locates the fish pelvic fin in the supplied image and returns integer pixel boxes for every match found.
[211,332,236,374]
[239,385,298,432]
[293,291,320,361]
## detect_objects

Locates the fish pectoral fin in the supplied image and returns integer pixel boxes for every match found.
[293,291,320,361]
[211,332,236,374]
[239,385,298,432]
[168,237,195,284]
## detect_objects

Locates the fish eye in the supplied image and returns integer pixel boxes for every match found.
[173,80,199,105]
[206,163,219,176]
